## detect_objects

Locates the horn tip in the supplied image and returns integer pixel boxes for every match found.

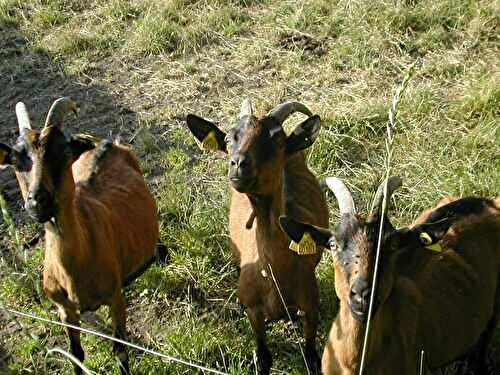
[325,176,343,191]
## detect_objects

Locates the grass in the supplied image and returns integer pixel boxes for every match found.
[0,0,499,374]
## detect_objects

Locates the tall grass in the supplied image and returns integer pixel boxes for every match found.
[0,0,498,373]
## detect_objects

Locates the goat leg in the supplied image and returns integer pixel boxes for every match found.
[110,292,130,375]
[247,308,272,375]
[304,309,321,375]
[58,307,84,375]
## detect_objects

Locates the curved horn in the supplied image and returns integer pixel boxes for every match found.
[44,97,77,128]
[267,101,313,124]
[16,102,32,136]
[325,177,356,215]
[239,98,253,119]
[370,176,403,215]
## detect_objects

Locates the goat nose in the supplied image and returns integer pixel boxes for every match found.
[350,278,371,304]
[230,154,250,169]
[27,188,49,207]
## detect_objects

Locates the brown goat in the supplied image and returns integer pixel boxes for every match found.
[280,177,500,375]
[0,98,159,374]
[186,100,329,374]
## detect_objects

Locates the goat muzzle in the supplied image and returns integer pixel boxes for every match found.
[348,277,372,322]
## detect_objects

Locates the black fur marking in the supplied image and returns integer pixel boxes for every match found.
[425,197,495,224]
[69,135,99,159]
[41,127,72,191]
[334,215,362,278]
[88,140,114,185]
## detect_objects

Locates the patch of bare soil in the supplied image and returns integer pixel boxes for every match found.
[0,25,143,222]
[278,31,327,57]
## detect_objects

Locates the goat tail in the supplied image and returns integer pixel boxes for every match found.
[122,242,170,287]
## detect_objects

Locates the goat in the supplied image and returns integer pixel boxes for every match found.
[186,99,329,374]
[0,98,159,375]
[280,176,500,375]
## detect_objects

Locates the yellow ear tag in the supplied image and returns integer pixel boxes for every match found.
[199,131,220,152]
[419,232,442,252]
[290,232,317,255]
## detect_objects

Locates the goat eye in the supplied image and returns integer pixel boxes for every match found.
[328,239,338,252]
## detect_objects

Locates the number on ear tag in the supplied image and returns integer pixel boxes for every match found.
[199,130,220,152]
[419,232,442,252]
[290,232,317,255]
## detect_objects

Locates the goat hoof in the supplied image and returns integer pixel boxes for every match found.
[256,346,272,375]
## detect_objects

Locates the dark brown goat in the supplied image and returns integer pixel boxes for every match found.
[0,98,159,374]
[186,100,329,374]
[280,177,499,375]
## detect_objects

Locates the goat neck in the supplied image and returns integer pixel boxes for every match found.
[44,166,85,268]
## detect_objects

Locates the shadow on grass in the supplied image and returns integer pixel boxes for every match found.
[0,23,139,216]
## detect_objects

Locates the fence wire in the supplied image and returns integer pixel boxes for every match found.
[358,62,416,375]
[0,304,229,375]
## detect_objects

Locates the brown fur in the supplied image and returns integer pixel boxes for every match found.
[46,143,158,374]
[322,198,500,375]
[186,108,328,374]
[231,152,329,374]
[5,129,158,374]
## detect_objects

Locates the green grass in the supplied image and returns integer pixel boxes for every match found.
[0,0,499,374]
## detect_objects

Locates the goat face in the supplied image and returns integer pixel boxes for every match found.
[280,213,398,322]
[225,115,286,193]
[280,176,457,323]
[0,98,93,223]
[24,127,75,222]
[186,99,321,195]
[331,214,399,322]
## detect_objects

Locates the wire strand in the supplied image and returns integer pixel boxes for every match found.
[267,263,311,375]
[358,61,416,375]
[0,304,229,375]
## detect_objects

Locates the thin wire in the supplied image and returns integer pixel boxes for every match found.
[358,61,416,375]
[267,263,311,375]
[419,350,425,375]
[0,305,229,375]
[45,347,94,375]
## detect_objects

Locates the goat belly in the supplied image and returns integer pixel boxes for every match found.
[237,264,298,321]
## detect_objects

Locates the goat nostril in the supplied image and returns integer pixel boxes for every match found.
[239,157,249,167]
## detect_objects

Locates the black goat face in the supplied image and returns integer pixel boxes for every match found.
[23,127,72,223]
[226,116,285,193]
[330,214,398,322]
[0,127,72,223]
[186,101,321,196]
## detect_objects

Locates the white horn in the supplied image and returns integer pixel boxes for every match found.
[239,98,253,119]
[16,102,32,136]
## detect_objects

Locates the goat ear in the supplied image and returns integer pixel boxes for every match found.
[69,134,101,160]
[0,143,14,167]
[394,218,453,252]
[285,115,321,155]
[279,215,332,247]
[414,218,453,245]
[186,114,227,153]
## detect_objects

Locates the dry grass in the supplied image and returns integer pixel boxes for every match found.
[0,0,499,374]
